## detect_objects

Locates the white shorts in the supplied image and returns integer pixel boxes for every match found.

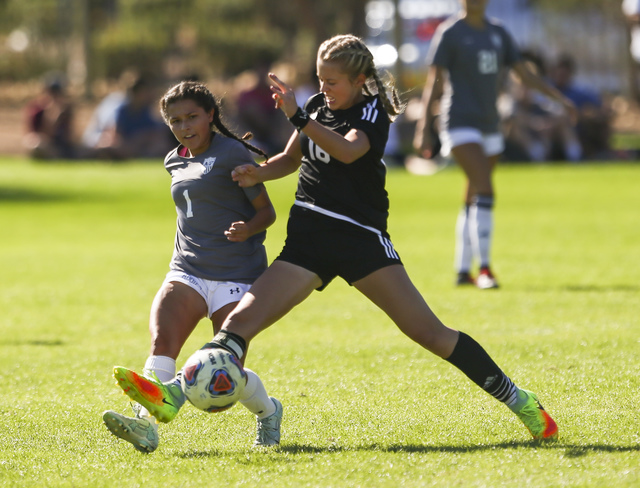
[163,270,251,318]
[439,128,504,157]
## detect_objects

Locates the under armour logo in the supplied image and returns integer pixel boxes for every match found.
[229,287,241,294]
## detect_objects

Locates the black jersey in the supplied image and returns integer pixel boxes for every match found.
[295,93,391,234]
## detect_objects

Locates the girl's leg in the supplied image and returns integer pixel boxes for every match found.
[454,204,474,283]
[452,143,499,285]
[141,282,207,415]
[149,281,208,360]
[220,260,322,347]
[212,302,281,434]
[353,265,458,357]
[352,265,558,439]
[452,142,494,197]
[202,261,320,446]
[103,282,208,452]
[354,265,519,406]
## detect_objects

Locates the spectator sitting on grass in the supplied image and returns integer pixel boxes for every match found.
[23,73,76,160]
[549,53,612,160]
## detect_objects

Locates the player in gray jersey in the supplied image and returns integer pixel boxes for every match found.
[165,130,268,283]
[414,0,577,289]
[104,81,282,453]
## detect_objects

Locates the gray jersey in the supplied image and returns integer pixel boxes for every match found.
[164,134,267,283]
[429,16,520,133]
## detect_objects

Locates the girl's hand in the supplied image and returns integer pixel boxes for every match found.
[268,73,298,118]
[224,221,250,242]
[231,164,260,187]
[413,127,434,160]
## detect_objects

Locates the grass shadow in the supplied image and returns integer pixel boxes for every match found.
[178,441,640,458]
[520,284,640,293]
[0,339,65,346]
[561,284,640,293]
[179,449,224,459]
[0,186,78,203]
[380,442,640,455]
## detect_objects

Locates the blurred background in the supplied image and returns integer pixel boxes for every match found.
[0,0,637,163]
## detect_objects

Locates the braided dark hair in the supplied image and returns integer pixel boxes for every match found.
[317,34,405,121]
[160,81,269,160]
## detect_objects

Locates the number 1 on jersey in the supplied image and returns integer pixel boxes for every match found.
[183,189,194,218]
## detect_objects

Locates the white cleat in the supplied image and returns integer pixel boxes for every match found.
[253,397,282,447]
[103,410,159,453]
[476,268,499,289]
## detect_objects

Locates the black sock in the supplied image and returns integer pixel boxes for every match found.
[202,330,247,360]
[445,331,518,405]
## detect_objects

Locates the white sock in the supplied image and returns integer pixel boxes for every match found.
[144,355,176,382]
[239,369,276,419]
[454,205,473,273]
[469,195,494,269]
[136,355,176,422]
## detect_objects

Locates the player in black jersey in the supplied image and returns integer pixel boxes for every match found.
[221,33,558,441]
[103,81,282,452]
[133,35,558,442]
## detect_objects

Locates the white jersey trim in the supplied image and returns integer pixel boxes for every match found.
[293,200,399,259]
[378,235,399,260]
[362,97,379,124]
[294,200,381,234]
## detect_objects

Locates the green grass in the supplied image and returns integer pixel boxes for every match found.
[1,157,638,487]
[611,131,640,151]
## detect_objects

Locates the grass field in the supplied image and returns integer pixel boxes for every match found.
[1,157,638,487]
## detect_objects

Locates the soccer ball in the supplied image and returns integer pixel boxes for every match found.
[181,348,247,413]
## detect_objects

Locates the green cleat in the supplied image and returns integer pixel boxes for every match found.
[103,410,159,453]
[253,397,283,447]
[113,366,185,423]
[514,390,558,440]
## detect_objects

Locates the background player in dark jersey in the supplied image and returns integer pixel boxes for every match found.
[413,0,577,289]
[103,81,281,453]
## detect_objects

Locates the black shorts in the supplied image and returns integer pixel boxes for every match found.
[276,205,402,290]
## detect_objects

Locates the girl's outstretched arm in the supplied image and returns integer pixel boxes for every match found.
[232,131,302,187]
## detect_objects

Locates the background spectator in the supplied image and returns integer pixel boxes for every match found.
[235,62,289,156]
[101,74,174,159]
[502,55,582,162]
[23,72,76,160]
[549,53,612,159]
[81,70,137,150]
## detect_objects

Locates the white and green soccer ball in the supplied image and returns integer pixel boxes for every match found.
[181,348,247,413]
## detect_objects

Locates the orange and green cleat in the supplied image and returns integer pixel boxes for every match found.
[113,366,185,423]
[514,390,558,440]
